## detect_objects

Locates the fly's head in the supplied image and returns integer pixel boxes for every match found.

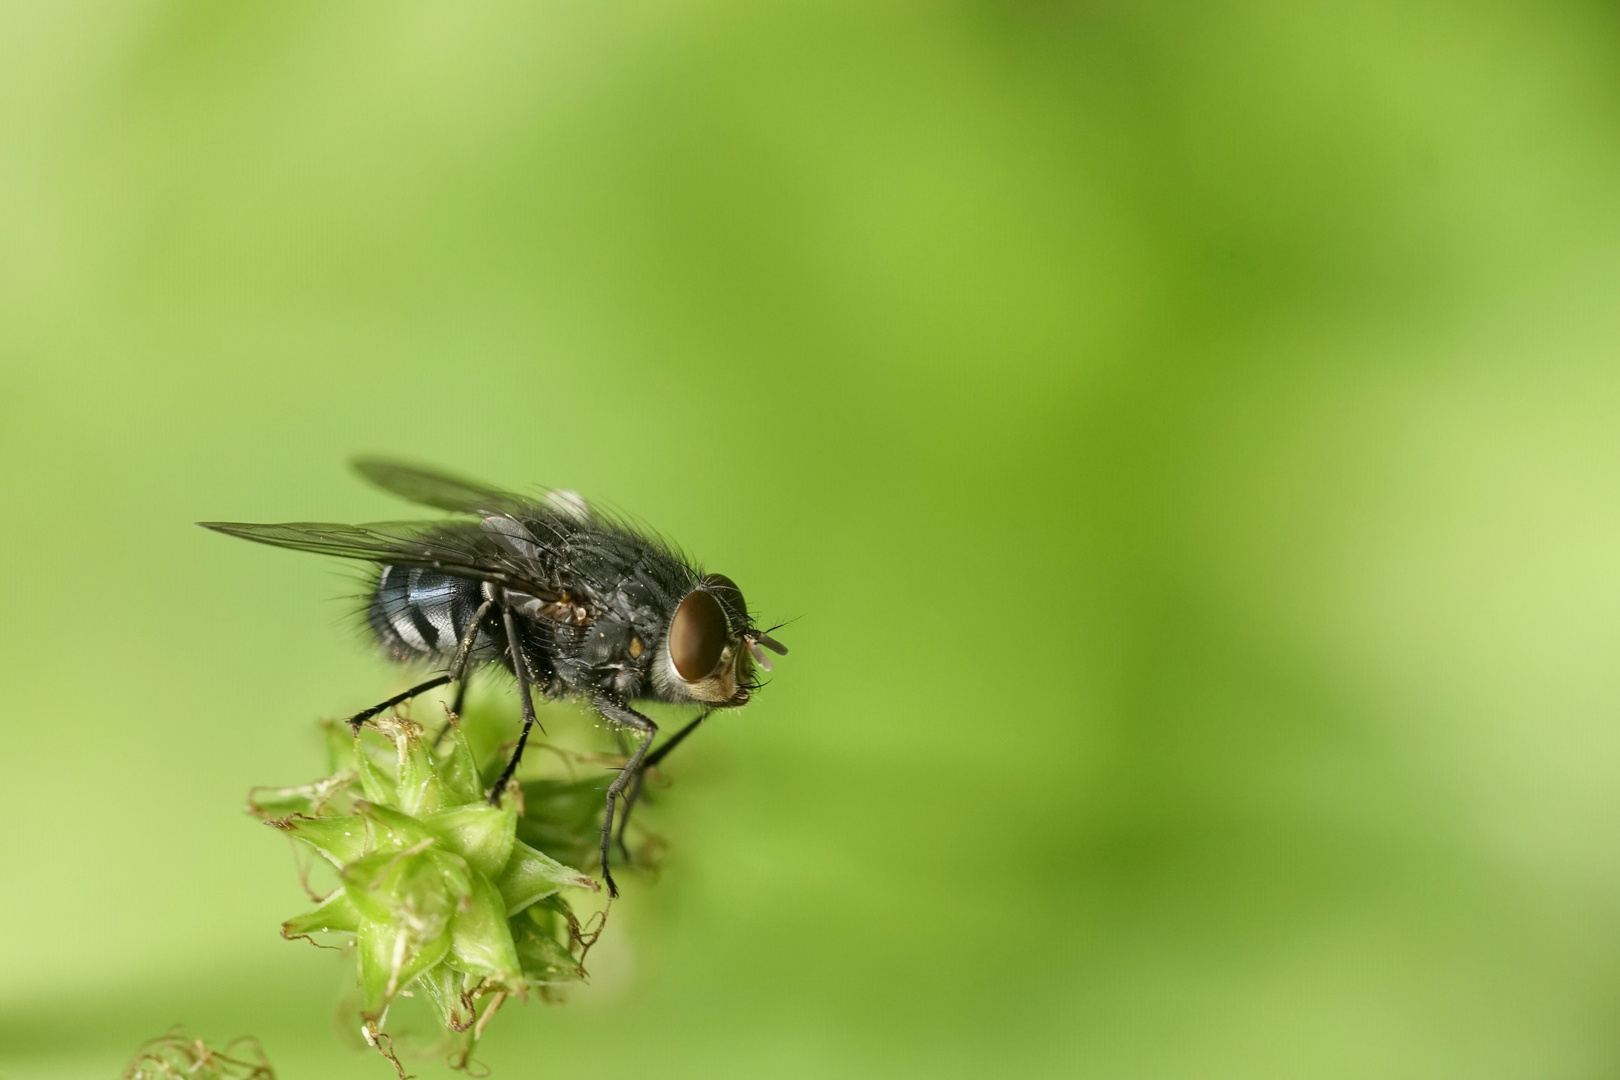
[656,573,787,707]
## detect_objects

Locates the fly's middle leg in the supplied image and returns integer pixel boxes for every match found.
[487,603,544,803]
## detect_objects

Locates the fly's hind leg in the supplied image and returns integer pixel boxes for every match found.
[430,598,497,747]
[344,675,453,731]
[350,600,496,734]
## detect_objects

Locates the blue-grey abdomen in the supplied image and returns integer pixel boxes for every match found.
[366,564,486,662]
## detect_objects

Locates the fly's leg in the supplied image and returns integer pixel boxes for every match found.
[431,598,496,746]
[615,707,713,860]
[348,598,497,733]
[640,707,714,776]
[593,697,658,899]
[345,675,452,731]
[488,604,544,803]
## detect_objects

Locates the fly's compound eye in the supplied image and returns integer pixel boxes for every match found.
[703,572,748,625]
[669,588,729,681]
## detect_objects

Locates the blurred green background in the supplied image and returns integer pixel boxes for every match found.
[6,1,1620,1076]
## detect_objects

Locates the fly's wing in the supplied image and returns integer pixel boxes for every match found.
[351,459,539,517]
[196,519,563,599]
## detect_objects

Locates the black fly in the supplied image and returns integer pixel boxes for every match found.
[200,459,787,897]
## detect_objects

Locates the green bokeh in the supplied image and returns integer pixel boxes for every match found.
[6,1,1620,1076]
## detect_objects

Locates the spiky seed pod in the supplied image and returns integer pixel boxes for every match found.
[250,715,598,1074]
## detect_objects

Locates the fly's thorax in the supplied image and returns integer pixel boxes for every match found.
[579,617,635,667]
[574,611,656,698]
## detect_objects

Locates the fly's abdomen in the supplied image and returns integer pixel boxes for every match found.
[367,564,486,663]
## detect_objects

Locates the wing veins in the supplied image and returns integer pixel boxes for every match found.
[197,520,562,598]
[351,458,542,516]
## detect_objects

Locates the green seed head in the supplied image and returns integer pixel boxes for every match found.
[250,712,600,1073]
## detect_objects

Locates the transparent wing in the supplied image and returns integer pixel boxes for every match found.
[196,519,560,597]
[351,458,540,516]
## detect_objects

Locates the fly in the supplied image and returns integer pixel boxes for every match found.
[200,459,788,897]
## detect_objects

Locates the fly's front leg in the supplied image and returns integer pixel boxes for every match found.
[642,707,713,774]
[616,706,713,860]
[593,696,658,899]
